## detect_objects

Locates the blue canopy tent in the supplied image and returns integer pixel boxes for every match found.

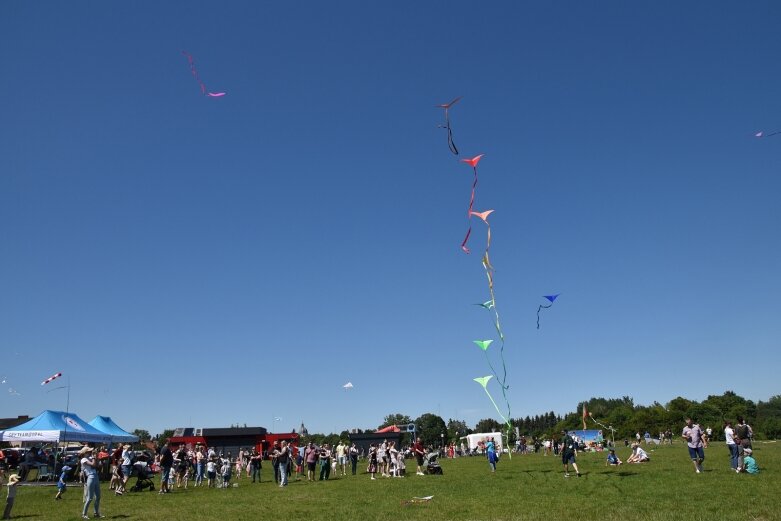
[88,416,139,443]
[0,410,112,443]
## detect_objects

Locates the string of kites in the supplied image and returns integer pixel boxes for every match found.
[435,98,564,449]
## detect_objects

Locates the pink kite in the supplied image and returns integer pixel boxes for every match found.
[182,51,226,98]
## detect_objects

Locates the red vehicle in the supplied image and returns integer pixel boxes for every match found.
[262,433,300,459]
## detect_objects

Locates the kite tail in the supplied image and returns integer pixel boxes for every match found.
[536,303,552,329]
[481,386,509,426]
[462,167,478,253]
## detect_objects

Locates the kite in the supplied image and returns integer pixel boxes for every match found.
[182,51,226,98]
[459,154,485,254]
[343,382,354,390]
[41,372,62,386]
[402,495,434,506]
[436,97,462,155]
[8,388,20,396]
[1,376,6,384]
[755,130,781,138]
[536,294,560,329]
[473,376,509,426]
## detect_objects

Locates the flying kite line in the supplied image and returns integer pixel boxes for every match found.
[181,51,226,98]
[755,130,781,138]
[436,96,462,155]
[459,154,484,254]
[437,98,512,453]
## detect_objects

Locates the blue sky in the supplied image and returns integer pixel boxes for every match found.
[1,0,779,436]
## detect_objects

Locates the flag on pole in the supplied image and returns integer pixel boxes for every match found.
[41,372,62,386]
[582,403,588,430]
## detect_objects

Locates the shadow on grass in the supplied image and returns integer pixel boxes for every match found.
[598,470,638,477]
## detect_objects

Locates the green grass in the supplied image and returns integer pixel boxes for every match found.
[8,442,779,521]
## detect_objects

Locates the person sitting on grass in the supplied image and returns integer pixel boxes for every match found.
[626,443,650,463]
[740,448,759,475]
[606,449,622,466]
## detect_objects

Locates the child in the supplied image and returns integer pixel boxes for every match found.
[367,444,378,480]
[397,449,406,477]
[3,474,19,520]
[220,459,231,488]
[606,449,622,466]
[741,448,759,474]
[55,466,71,500]
[206,459,217,488]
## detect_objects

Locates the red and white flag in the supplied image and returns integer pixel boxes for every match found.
[41,372,62,386]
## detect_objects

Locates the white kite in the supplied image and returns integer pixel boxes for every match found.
[343,382,354,390]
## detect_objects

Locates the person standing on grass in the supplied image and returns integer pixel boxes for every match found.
[367,444,378,480]
[55,465,71,500]
[725,421,739,471]
[249,449,262,483]
[682,418,705,473]
[158,442,173,494]
[349,443,359,476]
[486,438,497,473]
[560,430,581,478]
[80,446,104,519]
[735,416,753,472]
[271,441,281,484]
[413,438,425,476]
[318,444,332,481]
[3,474,19,520]
[277,441,289,487]
[304,443,318,481]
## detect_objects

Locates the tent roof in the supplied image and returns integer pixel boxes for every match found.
[0,410,112,443]
[88,416,139,443]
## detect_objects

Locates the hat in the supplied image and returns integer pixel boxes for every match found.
[123,444,131,449]
[61,466,72,472]
[8,474,20,485]
[78,446,94,456]
[743,448,752,455]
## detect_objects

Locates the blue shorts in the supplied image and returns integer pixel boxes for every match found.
[562,452,576,465]
[161,465,172,482]
[687,446,705,460]
[121,465,132,478]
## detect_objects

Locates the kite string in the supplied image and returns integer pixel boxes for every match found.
[461,166,478,253]
[536,303,552,329]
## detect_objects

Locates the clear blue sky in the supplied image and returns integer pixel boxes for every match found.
[1,1,779,437]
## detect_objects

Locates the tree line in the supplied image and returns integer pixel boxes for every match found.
[145,391,780,447]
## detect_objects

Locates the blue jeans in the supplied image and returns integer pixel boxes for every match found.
[728,443,739,469]
[251,465,261,482]
[82,475,101,517]
[278,460,288,486]
[195,462,204,484]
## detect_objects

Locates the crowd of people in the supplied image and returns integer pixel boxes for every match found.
[0,416,764,519]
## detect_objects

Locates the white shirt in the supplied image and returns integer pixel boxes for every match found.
[725,426,736,445]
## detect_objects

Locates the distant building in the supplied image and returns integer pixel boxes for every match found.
[0,416,30,430]
[167,426,299,459]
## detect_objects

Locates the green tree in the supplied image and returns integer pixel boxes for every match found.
[414,413,447,447]
[447,419,470,442]
[157,429,174,444]
[380,413,412,430]
[132,429,151,442]
[474,418,502,433]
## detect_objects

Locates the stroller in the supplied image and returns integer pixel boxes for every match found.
[130,461,156,492]
[424,451,443,475]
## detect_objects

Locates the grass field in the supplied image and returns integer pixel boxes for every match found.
[7,442,778,521]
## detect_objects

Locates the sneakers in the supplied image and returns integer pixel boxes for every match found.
[576,473,581,477]
[564,473,570,478]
